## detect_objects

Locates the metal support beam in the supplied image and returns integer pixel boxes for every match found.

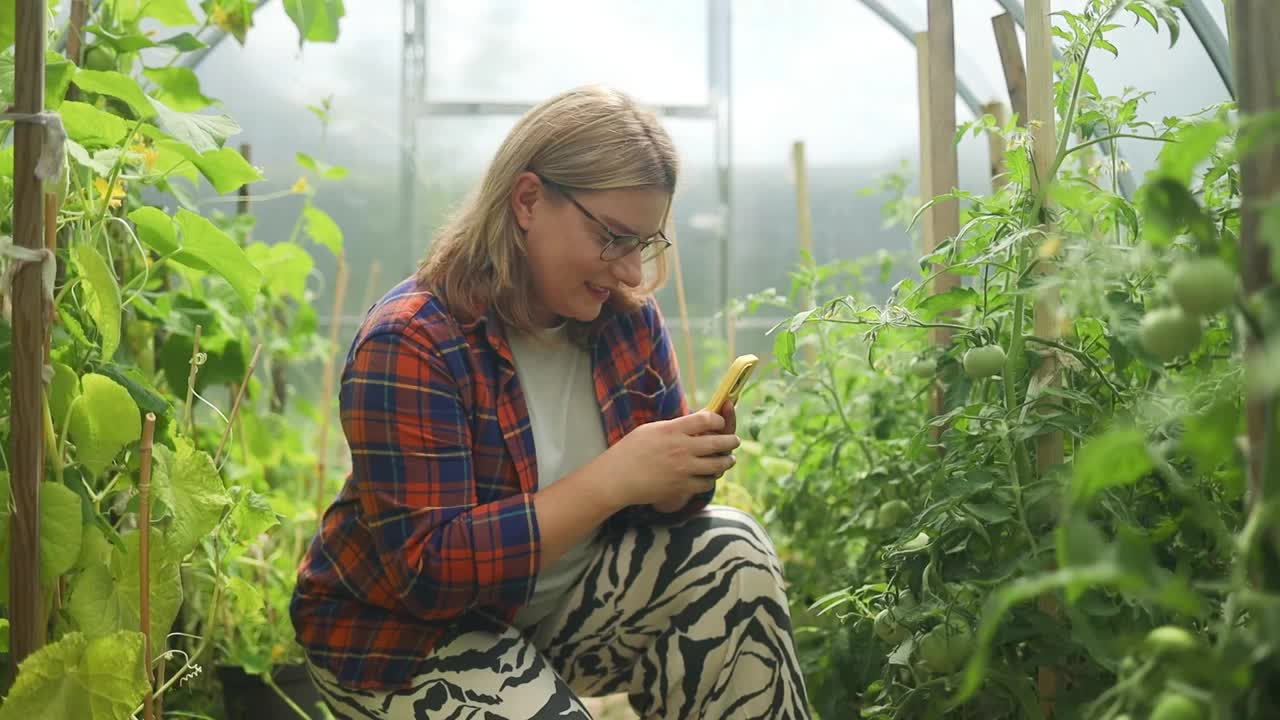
[420,101,713,120]
[401,0,427,269]
[1181,0,1235,98]
[859,0,985,117]
[710,0,732,330]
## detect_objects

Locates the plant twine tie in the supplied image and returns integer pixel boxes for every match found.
[0,110,67,182]
[0,237,56,384]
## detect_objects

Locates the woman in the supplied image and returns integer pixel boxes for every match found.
[291,85,811,719]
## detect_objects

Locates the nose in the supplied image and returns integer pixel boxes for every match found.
[612,249,643,288]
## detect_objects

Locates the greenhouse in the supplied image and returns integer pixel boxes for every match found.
[0,0,1276,718]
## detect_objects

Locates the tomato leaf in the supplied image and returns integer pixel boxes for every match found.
[1071,426,1152,504]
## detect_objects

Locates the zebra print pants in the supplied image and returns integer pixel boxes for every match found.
[305,506,811,719]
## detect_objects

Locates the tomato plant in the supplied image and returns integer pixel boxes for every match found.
[735,2,1280,718]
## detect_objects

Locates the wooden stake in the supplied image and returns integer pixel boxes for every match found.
[9,0,48,669]
[669,241,698,404]
[916,32,935,261]
[992,12,1029,124]
[1231,1,1279,537]
[316,256,349,519]
[215,344,263,467]
[138,413,157,720]
[184,324,203,435]
[237,144,252,218]
[1027,1,1064,715]
[791,141,818,364]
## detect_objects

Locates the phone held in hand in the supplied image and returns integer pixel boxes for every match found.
[703,354,758,414]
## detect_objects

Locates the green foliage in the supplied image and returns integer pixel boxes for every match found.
[733,3,1280,718]
[0,4,350,716]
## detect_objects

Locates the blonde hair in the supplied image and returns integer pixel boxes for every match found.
[418,85,679,334]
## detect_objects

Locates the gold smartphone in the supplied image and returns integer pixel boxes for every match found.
[703,354,759,413]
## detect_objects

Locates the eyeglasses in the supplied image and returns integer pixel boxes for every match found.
[532,172,672,262]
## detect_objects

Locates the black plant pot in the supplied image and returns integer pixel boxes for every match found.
[217,663,327,720]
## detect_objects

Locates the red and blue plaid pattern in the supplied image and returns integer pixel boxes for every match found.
[290,277,707,691]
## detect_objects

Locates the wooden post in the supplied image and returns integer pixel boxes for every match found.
[791,141,818,364]
[992,12,1029,124]
[669,241,698,404]
[1026,0,1064,715]
[315,257,349,519]
[926,1,962,335]
[916,32,935,259]
[237,144,252,217]
[1231,2,1278,538]
[9,0,48,669]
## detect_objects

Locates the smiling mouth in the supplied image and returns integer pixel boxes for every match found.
[586,282,611,299]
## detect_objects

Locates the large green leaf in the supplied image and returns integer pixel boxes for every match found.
[45,51,76,110]
[72,244,122,362]
[48,362,80,431]
[189,146,262,194]
[127,206,179,255]
[72,69,156,119]
[0,631,148,720]
[143,66,215,112]
[150,436,229,559]
[302,205,343,256]
[0,1,13,49]
[283,0,345,44]
[174,209,262,310]
[147,96,240,154]
[1157,118,1229,185]
[68,373,142,478]
[1071,426,1153,504]
[247,241,313,300]
[59,101,130,148]
[296,151,348,180]
[40,482,84,582]
[68,530,183,658]
[142,0,198,24]
[229,488,280,542]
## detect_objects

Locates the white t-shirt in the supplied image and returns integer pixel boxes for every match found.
[507,322,607,629]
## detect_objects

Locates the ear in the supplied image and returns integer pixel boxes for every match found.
[511,171,543,232]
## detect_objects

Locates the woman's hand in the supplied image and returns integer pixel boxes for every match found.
[653,401,738,513]
[597,406,740,512]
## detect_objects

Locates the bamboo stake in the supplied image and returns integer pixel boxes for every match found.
[669,241,698,404]
[215,344,263,467]
[916,32,935,260]
[1231,0,1279,560]
[790,141,819,365]
[44,193,56,358]
[184,324,203,435]
[315,255,349,519]
[9,0,48,669]
[1026,1,1064,715]
[138,413,156,720]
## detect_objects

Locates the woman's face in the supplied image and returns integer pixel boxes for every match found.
[512,171,670,326]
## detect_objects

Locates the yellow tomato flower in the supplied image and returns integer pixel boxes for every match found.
[93,177,126,210]
[291,176,311,194]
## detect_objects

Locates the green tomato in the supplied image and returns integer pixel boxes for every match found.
[83,45,117,72]
[962,345,1006,379]
[873,609,909,645]
[1139,307,1202,361]
[1150,692,1205,720]
[1144,625,1201,656]
[1169,257,1238,316]
[909,358,936,379]
[876,499,911,528]
[917,622,974,674]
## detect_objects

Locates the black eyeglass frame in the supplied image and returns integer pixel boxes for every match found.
[530,171,673,263]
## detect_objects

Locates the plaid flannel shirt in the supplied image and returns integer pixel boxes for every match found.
[290,277,710,691]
